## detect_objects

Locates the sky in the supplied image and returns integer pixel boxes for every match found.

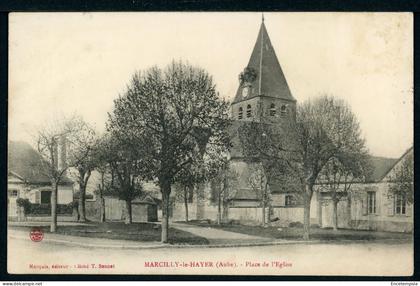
[9,12,413,158]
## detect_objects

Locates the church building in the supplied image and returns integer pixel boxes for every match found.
[169,18,413,232]
[170,17,310,224]
[226,17,302,222]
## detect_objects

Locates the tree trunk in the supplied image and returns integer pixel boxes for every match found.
[303,203,310,240]
[217,188,222,225]
[99,174,106,223]
[346,193,352,228]
[73,203,80,221]
[78,181,87,222]
[100,197,106,223]
[317,192,323,228]
[262,205,266,227]
[50,181,58,233]
[161,182,171,243]
[18,206,25,222]
[125,200,132,224]
[261,196,266,226]
[332,198,338,231]
[302,184,313,240]
[222,202,229,221]
[183,186,189,222]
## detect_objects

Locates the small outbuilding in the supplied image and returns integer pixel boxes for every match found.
[92,193,160,222]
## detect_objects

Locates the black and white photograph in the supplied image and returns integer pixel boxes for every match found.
[7,12,413,276]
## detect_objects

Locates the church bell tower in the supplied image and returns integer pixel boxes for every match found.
[231,16,296,122]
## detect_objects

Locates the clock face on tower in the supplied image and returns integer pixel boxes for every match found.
[242,86,250,98]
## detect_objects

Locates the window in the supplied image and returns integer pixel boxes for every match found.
[238,107,243,119]
[41,191,51,204]
[35,191,41,204]
[246,104,252,118]
[394,193,407,215]
[270,103,276,116]
[285,195,297,206]
[367,191,376,214]
[280,105,288,116]
[10,190,18,197]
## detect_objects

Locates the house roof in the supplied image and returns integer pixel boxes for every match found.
[8,140,73,185]
[367,155,400,182]
[232,188,259,201]
[232,152,401,200]
[132,193,162,205]
[379,146,413,182]
[232,20,295,104]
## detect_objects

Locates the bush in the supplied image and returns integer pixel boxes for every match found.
[16,198,31,214]
[67,201,79,209]
[226,219,241,225]
[26,202,74,216]
[289,221,304,228]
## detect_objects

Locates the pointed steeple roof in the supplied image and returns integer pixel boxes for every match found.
[233,19,295,103]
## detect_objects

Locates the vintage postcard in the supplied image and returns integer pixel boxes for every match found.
[7,12,413,276]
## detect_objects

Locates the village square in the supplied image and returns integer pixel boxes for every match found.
[7,13,413,275]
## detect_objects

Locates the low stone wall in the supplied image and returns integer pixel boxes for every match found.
[23,215,75,222]
[85,200,101,221]
[85,198,157,222]
[228,207,263,225]
[170,202,219,222]
[271,207,304,227]
[351,219,413,233]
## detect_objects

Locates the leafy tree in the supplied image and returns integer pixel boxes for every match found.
[239,96,366,240]
[388,150,413,204]
[108,61,230,242]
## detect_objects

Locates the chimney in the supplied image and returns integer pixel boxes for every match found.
[58,135,67,171]
[53,139,58,171]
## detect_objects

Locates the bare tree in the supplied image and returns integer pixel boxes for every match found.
[92,134,116,223]
[316,151,370,231]
[108,61,230,242]
[174,164,205,222]
[104,134,146,224]
[247,163,271,227]
[239,96,366,240]
[35,115,84,232]
[209,156,239,225]
[67,118,98,222]
[388,150,413,203]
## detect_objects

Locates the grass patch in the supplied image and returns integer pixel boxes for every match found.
[11,222,209,245]
[181,221,412,242]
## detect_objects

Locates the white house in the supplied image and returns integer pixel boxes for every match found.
[8,141,74,219]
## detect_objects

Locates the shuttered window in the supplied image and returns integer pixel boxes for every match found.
[270,103,276,116]
[285,195,297,206]
[394,193,407,215]
[35,191,41,204]
[238,107,243,119]
[367,191,376,214]
[246,105,252,118]
[280,105,287,116]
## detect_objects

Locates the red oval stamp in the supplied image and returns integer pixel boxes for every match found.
[29,228,44,242]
